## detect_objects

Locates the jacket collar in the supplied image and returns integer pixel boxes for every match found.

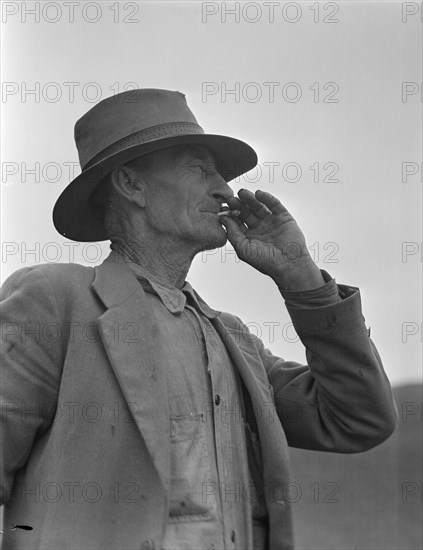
[93,247,219,318]
[91,247,141,309]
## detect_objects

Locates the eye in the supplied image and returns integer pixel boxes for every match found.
[186,160,220,179]
[199,163,218,175]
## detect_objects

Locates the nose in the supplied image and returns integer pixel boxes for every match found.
[210,172,234,203]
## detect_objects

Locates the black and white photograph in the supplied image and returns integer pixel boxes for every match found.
[0,2,421,549]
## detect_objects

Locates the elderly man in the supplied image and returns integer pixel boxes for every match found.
[0,89,397,550]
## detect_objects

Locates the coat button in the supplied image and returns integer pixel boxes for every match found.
[214,394,221,405]
[140,540,155,550]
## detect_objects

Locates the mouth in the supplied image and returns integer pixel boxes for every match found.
[201,207,241,224]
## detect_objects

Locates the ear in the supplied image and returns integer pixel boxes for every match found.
[110,165,147,208]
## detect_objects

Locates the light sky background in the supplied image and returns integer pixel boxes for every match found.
[1,1,421,387]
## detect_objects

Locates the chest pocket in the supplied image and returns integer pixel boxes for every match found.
[168,413,217,522]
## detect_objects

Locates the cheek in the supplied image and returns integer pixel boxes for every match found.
[146,196,194,235]
[145,184,206,233]
[146,191,176,220]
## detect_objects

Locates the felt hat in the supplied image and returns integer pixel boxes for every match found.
[52,88,258,242]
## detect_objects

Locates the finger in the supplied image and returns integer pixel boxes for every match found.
[220,212,248,234]
[253,190,288,216]
[227,196,250,216]
[237,189,273,218]
[220,214,248,248]
[227,196,258,228]
[230,190,272,227]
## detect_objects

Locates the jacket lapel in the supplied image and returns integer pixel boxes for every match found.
[91,250,170,493]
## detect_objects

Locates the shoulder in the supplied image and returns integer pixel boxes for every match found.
[1,262,95,299]
[217,310,263,347]
[218,310,244,330]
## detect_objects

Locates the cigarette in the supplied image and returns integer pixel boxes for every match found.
[217,210,241,217]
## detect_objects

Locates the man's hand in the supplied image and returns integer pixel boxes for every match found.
[220,189,326,291]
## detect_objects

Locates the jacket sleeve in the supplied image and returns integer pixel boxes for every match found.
[251,285,397,453]
[0,267,64,504]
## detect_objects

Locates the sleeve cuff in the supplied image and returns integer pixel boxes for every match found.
[280,270,356,309]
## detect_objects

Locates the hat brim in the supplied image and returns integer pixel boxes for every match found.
[52,134,258,242]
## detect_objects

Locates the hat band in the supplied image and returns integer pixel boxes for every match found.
[83,121,204,171]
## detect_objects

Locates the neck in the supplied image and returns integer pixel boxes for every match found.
[111,235,194,289]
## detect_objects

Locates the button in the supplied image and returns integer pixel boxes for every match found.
[214,394,221,405]
[230,530,236,543]
[140,540,155,550]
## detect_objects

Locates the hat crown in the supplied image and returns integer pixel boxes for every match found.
[74,88,201,170]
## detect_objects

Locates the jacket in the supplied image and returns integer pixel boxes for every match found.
[0,251,398,550]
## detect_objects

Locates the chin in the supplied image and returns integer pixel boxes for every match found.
[195,225,228,253]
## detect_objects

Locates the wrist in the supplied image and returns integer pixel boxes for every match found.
[271,257,325,292]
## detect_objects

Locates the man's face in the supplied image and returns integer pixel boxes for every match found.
[138,145,234,252]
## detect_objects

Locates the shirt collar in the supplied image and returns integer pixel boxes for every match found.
[122,253,220,318]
